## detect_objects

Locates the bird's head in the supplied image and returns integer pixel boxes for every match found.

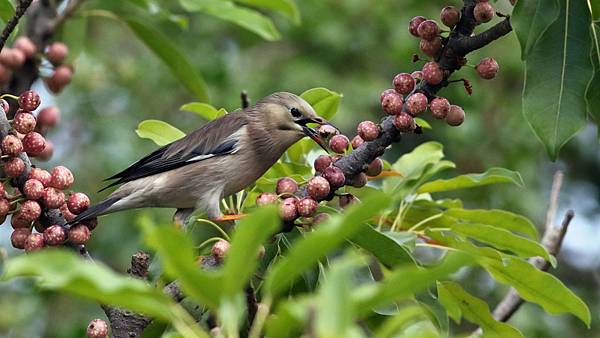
[255,92,335,150]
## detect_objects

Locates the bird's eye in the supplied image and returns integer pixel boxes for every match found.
[290,107,302,118]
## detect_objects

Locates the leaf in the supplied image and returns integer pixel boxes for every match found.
[513,0,560,60]
[124,18,209,102]
[437,281,524,338]
[262,191,390,297]
[234,0,300,24]
[481,256,591,326]
[414,118,432,129]
[60,16,88,62]
[179,0,281,41]
[180,102,227,120]
[350,225,416,268]
[0,0,14,24]
[418,167,524,194]
[374,305,432,338]
[522,0,594,159]
[444,208,538,240]
[136,119,186,146]
[2,250,175,321]
[586,22,600,134]
[300,87,342,120]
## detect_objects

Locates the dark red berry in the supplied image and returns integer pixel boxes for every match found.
[366,158,383,177]
[42,187,65,209]
[411,70,423,80]
[475,57,499,79]
[409,16,426,37]
[59,203,77,221]
[83,217,98,231]
[11,213,31,229]
[46,65,72,93]
[406,93,428,116]
[256,192,278,206]
[67,192,90,214]
[357,121,380,141]
[322,166,345,189]
[5,157,25,178]
[379,88,396,104]
[312,213,330,226]
[276,177,298,195]
[339,194,358,208]
[420,37,442,57]
[0,183,5,197]
[46,42,68,65]
[394,112,416,132]
[474,1,494,23]
[211,239,230,260]
[351,135,364,149]
[422,61,444,85]
[314,154,332,172]
[14,37,37,58]
[297,197,318,217]
[0,48,25,68]
[307,176,330,200]
[43,225,66,245]
[441,6,461,27]
[349,173,368,188]
[329,134,349,154]
[316,124,339,139]
[0,198,9,217]
[29,167,52,186]
[49,166,74,190]
[23,132,46,155]
[2,135,23,155]
[393,73,415,95]
[36,140,53,161]
[12,112,36,134]
[18,90,41,111]
[446,105,465,126]
[11,228,31,249]
[68,224,90,245]
[430,97,451,119]
[279,197,298,221]
[381,91,403,115]
[86,319,109,338]
[19,200,41,222]
[37,106,60,127]
[417,20,439,41]
[24,233,45,253]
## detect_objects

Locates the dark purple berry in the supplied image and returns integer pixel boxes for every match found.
[297,197,318,217]
[430,97,451,119]
[276,177,298,195]
[409,16,426,37]
[475,57,499,79]
[446,105,465,126]
[393,73,415,95]
[322,166,345,189]
[441,6,461,27]
[422,61,444,85]
[314,154,332,172]
[417,20,439,41]
[329,135,349,154]
[307,176,330,200]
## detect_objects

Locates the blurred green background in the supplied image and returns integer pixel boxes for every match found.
[0,0,598,337]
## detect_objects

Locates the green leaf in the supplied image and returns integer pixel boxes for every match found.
[481,256,591,326]
[0,0,14,24]
[123,18,209,102]
[437,281,524,338]
[444,208,538,240]
[522,0,594,159]
[2,250,175,321]
[418,167,524,194]
[513,0,560,60]
[414,118,432,129]
[234,0,300,24]
[263,191,390,297]
[221,206,279,297]
[374,305,432,338]
[180,102,227,120]
[300,87,342,120]
[60,16,88,62]
[136,119,186,146]
[350,225,416,268]
[587,22,600,134]
[179,0,281,41]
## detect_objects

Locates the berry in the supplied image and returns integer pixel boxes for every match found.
[314,154,332,172]
[0,99,9,113]
[329,134,349,154]
[316,124,339,139]
[46,42,69,65]
[406,93,428,115]
[0,198,9,217]
[29,167,52,186]
[19,200,41,221]
[68,224,90,244]
[441,6,461,27]
[23,132,46,155]
[86,319,109,338]
[357,121,380,141]
[36,140,53,161]
[83,217,98,231]
[67,192,90,214]
[49,166,74,190]
[0,48,25,68]
[37,106,60,127]
[0,183,4,197]
[322,166,345,189]
[42,187,65,209]
[446,105,465,126]
[312,213,330,225]
[11,228,31,249]
[411,70,423,80]
[474,1,494,23]
[0,64,11,85]
[18,90,41,111]
[381,91,403,115]
[422,61,444,85]
[13,112,36,134]
[46,65,72,93]
[339,194,358,208]
[279,197,298,221]
[408,16,426,37]
[351,135,364,149]
[430,97,451,119]
[211,239,230,260]
[366,158,383,177]
[307,176,330,200]
[5,157,25,178]
[11,213,31,229]
[297,197,318,217]
[14,37,37,58]
[379,88,396,103]
[43,225,66,245]
[420,37,442,57]
[24,233,45,253]
[394,112,416,132]
[2,135,23,155]
[417,20,439,41]
[349,173,368,188]
[256,192,278,206]
[393,73,415,95]
[475,57,499,79]
[276,177,298,195]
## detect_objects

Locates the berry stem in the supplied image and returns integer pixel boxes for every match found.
[0,94,19,101]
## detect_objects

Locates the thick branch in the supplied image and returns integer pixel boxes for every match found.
[454,18,513,55]
[0,0,33,52]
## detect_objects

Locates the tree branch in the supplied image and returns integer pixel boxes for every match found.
[454,18,513,55]
[0,0,34,52]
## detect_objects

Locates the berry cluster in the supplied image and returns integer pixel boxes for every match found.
[1,91,95,252]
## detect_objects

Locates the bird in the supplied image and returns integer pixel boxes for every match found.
[67,92,333,226]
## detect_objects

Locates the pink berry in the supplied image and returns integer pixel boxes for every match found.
[313,154,332,172]
[0,48,25,68]
[11,228,31,249]
[256,192,278,206]
[393,113,416,132]
[411,70,423,80]
[29,167,52,186]
[49,166,74,190]
[393,73,415,95]
[59,203,77,221]
[68,224,90,245]
[24,233,45,253]
[406,93,428,115]
[23,132,46,155]
[36,140,54,161]
[446,105,465,126]
[329,134,349,154]
[339,194,358,208]
[316,124,339,139]
[211,239,230,259]
[297,197,318,217]
[86,319,109,338]
[5,157,25,178]
[422,61,444,85]
[44,225,66,245]
[67,192,90,214]
[11,213,31,229]
[408,16,426,37]
[379,88,396,103]
[13,112,36,134]
[42,187,65,209]
[19,200,41,221]
[37,106,60,127]
[420,37,442,57]
[279,197,298,221]
[0,198,9,217]
[357,121,380,141]
[18,90,41,111]
[1,135,23,155]
[441,6,461,27]
[349,173,368,188]
[46,42,69,65]
[475,57,499,79]
[307,176,331,200]
[46,65,72,93]
[322,166,345,189]
[312,213,330,225]
[474,1,494,23]
[417,20,439,41]
[351,135,364,149]
[381,91,403,115]
[430,97,451,119]
[14,37,37,58]
[0,183,5,197]
[366,158,383,177]
[276,177,298,195]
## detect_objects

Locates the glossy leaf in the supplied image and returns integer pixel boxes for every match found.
[445,208,538,240]
[587,22,600,133]
[180,102,227,120]
[522,0,594,159]
[235,0,300,24]
[437,281,524,338]
[136,119,186,146]
[300,87,342,120]
[0,0,14,24]
[513,0,560,60]
[350,225,415,268]
[418,167,524,194]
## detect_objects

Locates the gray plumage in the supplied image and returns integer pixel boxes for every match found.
[69,92,329,224]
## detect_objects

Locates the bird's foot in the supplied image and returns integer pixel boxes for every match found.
[214,214,246,222]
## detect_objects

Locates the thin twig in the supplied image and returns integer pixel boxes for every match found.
[0,0,34,52]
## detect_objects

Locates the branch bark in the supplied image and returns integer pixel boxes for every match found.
[0,0,34,52]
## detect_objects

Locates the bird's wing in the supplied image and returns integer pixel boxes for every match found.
[100,112,248,192]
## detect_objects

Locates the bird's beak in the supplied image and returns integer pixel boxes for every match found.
[296,117,336,151]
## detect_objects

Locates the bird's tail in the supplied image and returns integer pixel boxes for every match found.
[66,197,121,226]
